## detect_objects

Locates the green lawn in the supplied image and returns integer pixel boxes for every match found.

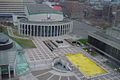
[13,30,28,37]
[79,39,88,45]
[12,37,36,48]
[83,48,97,56]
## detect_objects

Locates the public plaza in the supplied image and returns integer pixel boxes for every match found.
[19,35,120,80]
[0,0,120,80]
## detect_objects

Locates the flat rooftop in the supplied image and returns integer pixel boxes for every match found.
[20,18,72,24]
[0,0,25,15]
[26,4,63,15]
[0,0,23,2]
[89,30,120,50]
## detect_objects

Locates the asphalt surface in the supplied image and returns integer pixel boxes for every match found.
[71,20,99,39]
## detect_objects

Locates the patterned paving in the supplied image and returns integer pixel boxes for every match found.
[24,36,120,80]
[25,36,78,66]
[31,69,78,80]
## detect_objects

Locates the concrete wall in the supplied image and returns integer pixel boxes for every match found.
[28,13,63,22]
[18,20,73,37]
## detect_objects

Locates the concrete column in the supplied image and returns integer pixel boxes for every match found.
[0,67,1,80]
[69,24,71,33]
[36,26,37,36]
[21,24,23,35]
[24,24,26,36]
[57,26,59,36]
[62,25,64,35]
[13,65,16,77]
[60,25,62,35]
[36,26,38,36]
[26,25,28,36]
[65,24,67,34]
[64,25,66,35]
[69,24,70,33]
[67,24,69,34]
[30,25,32,36]
[21,24,24,35]
[70,21,73,32]
[67,24,68,34]
[8,65,11,79]
[54,26,55,36]
[33,25,35,36]
[51,26,52,36]
[63,24,65,35]
[44,26,45,37]
[66,25,67,34]
[40,26,42,36]
[18,24,21,35]
[65,25,67,34]
[22,24,25,35]
[47,26,49,37]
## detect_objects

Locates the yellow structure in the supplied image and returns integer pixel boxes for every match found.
[66,53,107,78]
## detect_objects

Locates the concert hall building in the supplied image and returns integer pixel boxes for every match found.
[18,3,73,37]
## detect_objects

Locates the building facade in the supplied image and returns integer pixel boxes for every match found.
[18,4,73,37]
[18,19,73,37]
[62,1,84,19]
[88,27,120,64]
[0,33,16,80]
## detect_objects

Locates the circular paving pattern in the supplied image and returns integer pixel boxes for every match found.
[31,69,78,80]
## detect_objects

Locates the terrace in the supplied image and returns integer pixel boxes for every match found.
[22,35,120,80]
